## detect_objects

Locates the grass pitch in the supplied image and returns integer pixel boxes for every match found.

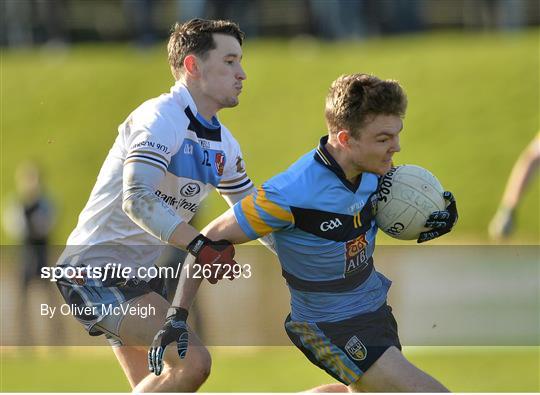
[1,346,538,392]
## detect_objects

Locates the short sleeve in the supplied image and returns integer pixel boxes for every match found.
[216,134,253,196]
[123,115,179,175]
[233,183,294,239]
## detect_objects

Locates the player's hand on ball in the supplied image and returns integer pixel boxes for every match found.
[187,234,239,283]
[417,191,458,243]
[148,307,189,376]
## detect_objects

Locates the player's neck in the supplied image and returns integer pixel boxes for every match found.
[325,141,361,184]
[183,82,219,122]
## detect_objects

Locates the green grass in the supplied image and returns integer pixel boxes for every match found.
[2,30,539,244]
[1,346,538,392]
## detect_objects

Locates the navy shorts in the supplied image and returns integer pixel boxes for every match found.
[284,303,401,385]
[57,270,167,339]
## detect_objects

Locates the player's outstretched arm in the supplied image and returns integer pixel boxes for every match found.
[148,208,252,375]
[489,134,540,240]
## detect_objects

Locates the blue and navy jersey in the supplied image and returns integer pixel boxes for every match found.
[233,136,391,322]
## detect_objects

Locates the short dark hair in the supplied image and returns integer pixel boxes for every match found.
[325,74,408,138]
[167,18,244,80]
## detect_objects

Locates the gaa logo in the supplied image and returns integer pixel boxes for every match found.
[180,183,201,197]
[345,335,367,361]
[320,218,343,232]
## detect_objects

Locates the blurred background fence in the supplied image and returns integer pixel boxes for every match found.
[2,0,539,47]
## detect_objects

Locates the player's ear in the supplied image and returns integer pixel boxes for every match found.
[336,130,350,147]
[183,55,201,78]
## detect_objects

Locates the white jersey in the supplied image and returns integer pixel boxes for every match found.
[59,82,252,273]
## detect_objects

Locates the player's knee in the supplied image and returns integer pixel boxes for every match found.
[184,346,212,386]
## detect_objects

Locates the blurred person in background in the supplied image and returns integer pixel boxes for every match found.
[123,0,156,47]
[489,132,540,240]
[463,0,527,30]
[176,0,207,23]
[2,0,67,47]
[309,0,366,39]
[2,161,58,344]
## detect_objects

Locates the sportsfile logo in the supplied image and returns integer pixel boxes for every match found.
[320,218,343,232]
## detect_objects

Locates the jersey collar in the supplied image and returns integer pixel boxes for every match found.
[314,135,362,193]
[172,82,221,129]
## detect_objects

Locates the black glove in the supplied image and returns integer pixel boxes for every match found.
[417,191,458,243]
[148,307,189,376]
[187,234,239,284]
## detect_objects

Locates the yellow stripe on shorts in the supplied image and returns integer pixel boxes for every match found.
[289,322,360,384]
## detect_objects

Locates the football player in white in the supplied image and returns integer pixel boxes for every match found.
[57,19,258,392]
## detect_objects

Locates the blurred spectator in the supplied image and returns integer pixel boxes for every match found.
[206,0,259,37]
[309,0,366,39]
[377,0,424,34]
[123,0,156,47]
[176,0,207,22]
[463,0,527,30]
[2,161,60,344]
[489,132,540,240]
[308,0,423,40]
[2,0,67,47]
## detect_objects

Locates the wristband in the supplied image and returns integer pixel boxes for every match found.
[167,307,189,321]
[187,234,210,257]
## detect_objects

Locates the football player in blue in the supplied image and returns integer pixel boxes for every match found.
[150,73,458,392]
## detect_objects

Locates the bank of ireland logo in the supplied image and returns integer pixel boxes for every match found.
[345,335,367,361]
[180,183,200,197]
[215,153,225,176]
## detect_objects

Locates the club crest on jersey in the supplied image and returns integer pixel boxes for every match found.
[345,336,367,361]
[215,153,225,176]
[344,234,368,275]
